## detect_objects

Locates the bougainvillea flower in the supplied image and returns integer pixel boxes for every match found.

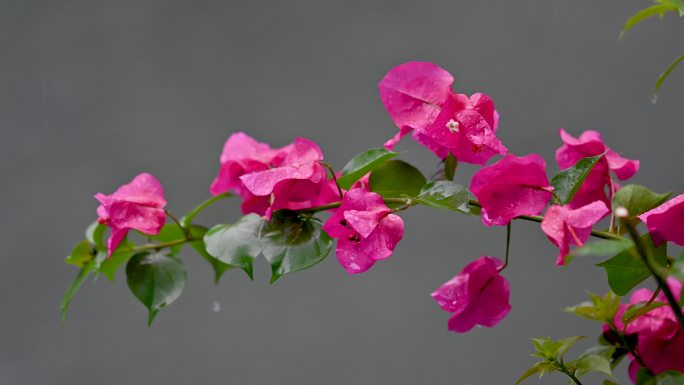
[209,132,280,196]
[378,62,506,161]
[541,201,610,265]
[239,137,331,217]
[95,173,167,256]
[378,61,454,131]
[431,256,511,333]
[424,93,507,165]
[612,278,684,383]
[638,193,684,246]
[470,154,554,226]
[322,189,404,274]
[556,129,639,208]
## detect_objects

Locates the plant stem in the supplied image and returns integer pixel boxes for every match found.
[557,363,583,385]
[320,161,344,199]
[166,210,189,237]
[467,200,622,240]
[180,192,231,228]
[622,220,684,329]
[125,237,200,254]
[500,223,511,271]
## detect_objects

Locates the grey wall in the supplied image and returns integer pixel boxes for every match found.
[1,1,682,384]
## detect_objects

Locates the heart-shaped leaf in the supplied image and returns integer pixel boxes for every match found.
[204,214,264,280]
[259,211,333,283]
[126,252,187,325]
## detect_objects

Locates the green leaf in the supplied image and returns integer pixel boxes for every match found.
[655,51,684,94]
[204,214,264,280]
[603,381,620,385]
[556,335,587,357]
[597,234,668,296]
[126,252,187,325]
[65,240,94,268]
[564,291,620,323]
[98,248,135,282]
[337,148,398,190]
[637,368,657,385]
[369,159,427,199]
[259,211,333,283]
[550,154,603,205]
[571,239,634,259]
[620,4,677,39]
[612,185,671,219]
[654,371,684,385]
[189,225,233,284]
[516,361,557,385]
[569,354,613,377]
[415,181,470,212]
[444,153,457,181]
[661,0,684,16]
[86,221,107,252]
[61,261,95,321]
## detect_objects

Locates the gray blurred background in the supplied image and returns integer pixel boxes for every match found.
[1,1,682,384]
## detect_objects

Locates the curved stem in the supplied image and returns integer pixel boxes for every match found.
[180,192,231,228]
[124,236,200,254]
[623,220,684,329]
[500,223,511,271]
[558,363,583,385]
[166,210,189,237]
[320,162,344,200]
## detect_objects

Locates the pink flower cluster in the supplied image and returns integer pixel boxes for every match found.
[379,62,507,164]
[91,62,683,356]
[210,133,339,218]
[95,173,167,256]
[612,278,684,382]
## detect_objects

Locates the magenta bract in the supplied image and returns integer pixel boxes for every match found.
[556,129,639,208]
[211,133,337,218]
[638,193,684,246]
[541,201,610,265]
[322,189,404,274]
[470,154,554,226]
[431,256,511,333]
[612,279,684,383]
[379,62,506,162]
[95,173,167,256]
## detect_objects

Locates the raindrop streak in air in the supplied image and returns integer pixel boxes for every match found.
[212,301,221,313]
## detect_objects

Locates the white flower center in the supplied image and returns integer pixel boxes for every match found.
[446,119,460,133]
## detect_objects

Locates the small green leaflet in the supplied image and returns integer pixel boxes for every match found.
[61,260,96,321]
[336,148,398,190]
[550,154,603,205]
[415,181,470,212]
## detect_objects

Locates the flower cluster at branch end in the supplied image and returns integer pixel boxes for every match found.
[639,192,684,246]
[470,154,554,226]
[94,173,167,256]
[379,61,507,164]
[541,201,610,265]
[210,133,339,218]
[431,256,511,333]
[322,188,404,274]
[611,278,684,383]
[556,129,639,208]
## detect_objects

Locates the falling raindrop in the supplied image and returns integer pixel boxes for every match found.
[212,300,221,313]
[651,94,658,104]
